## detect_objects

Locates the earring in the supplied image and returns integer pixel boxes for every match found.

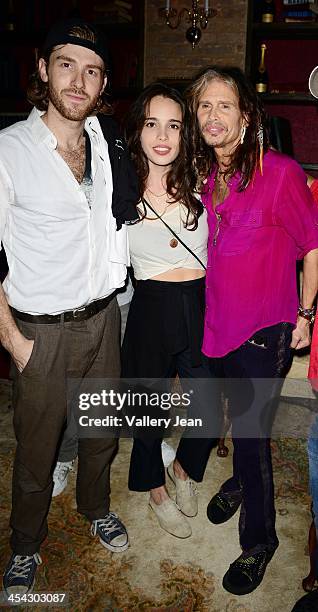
[240,125,246,145]
[257,124,264,175]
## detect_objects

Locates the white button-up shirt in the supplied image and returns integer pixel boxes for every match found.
[0,108,129,314]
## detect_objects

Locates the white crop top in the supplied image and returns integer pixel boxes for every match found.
[128,202,208,280]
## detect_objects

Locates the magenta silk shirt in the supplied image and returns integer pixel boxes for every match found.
[202,150,318,358]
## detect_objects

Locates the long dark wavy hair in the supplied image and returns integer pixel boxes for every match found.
[186,66,270,191]
[27,25,113,115]
[124,82,203,229]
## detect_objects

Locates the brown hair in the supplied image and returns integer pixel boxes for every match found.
[186,66,270,190]
[27,25,113,115]
[124,82,203,229]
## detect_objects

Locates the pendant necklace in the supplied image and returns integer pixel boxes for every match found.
[143,190,180,248]
[214,169,229,207]
[212,168,229,246]
[169,203,184,248]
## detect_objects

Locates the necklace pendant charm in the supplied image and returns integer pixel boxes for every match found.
[170,238,178,248]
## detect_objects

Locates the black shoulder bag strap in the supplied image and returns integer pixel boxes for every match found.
[83,130,92,182]
[142,198,206,271]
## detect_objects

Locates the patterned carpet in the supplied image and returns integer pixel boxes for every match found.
[0,380,313,612]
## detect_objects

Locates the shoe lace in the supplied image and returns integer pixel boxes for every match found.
[188,480,198,497]
[55,461,74,482]
[9,554,42,579]
[91,512,121,537]
[171,467,198,497]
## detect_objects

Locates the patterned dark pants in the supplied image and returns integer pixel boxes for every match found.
[209,322,293,552]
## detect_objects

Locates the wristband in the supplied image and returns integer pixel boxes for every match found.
[297,304,316,324]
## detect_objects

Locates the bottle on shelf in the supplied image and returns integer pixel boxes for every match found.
[261,0,275,23]
[255,43,269,93]
[3,0,16,31]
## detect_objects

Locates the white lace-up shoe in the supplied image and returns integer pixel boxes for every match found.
[161,441,176,467]
[52,460,75,497]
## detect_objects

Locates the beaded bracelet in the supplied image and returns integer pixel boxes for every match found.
[297,304,316,324]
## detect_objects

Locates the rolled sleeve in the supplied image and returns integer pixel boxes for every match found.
[273,160,318,259]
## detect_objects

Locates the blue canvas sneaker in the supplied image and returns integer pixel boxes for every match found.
[91,512,129,552]
[3,553,42,596]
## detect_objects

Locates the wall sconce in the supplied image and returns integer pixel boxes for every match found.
[159,1,217,48]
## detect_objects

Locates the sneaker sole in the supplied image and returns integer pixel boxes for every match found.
[52,486,67,498]
[3,577,35,601]
[167,466,198,518]
[98,537,129,553]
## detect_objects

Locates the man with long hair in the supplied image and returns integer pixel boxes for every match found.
[187,66,318,595]
[1,18,138,596]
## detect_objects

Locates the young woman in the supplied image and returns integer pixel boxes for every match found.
[122,83,217,538]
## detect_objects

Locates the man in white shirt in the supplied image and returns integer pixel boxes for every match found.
[1,18,138,597]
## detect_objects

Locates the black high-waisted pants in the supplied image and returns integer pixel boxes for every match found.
[121,277,218,491]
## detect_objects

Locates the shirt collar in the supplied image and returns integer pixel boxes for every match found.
[27,107,56,148]
[28,106,99,149]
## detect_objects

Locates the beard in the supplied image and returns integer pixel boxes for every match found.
[48,82,100,121]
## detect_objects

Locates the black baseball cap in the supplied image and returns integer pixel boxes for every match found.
[42,18,110,69]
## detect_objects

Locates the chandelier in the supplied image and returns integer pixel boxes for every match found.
[159,1,217,48]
